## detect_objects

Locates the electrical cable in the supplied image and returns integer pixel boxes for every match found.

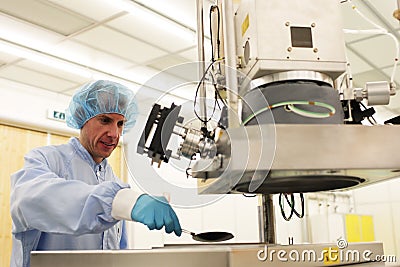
[208,66,228,107]
[287,103,334,118]
[242,100,336,125]
[194,3,226,126]
[279,193,305,221]
[185,153,196,178]
[193,4,228,130]
[286,193,304,218]
[339,73,348,90]
[193,57,227,126]
[209,5,222,73]
[360,102,378,125]
[242,193,257,197]
[279,193,295,221]
[193,5,221,127]
[279,193,293,221]
[193,61,217,124]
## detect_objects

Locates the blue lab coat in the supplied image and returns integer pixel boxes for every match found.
[10,137,129,267]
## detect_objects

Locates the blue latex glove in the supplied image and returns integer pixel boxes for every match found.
[131,194,182,236]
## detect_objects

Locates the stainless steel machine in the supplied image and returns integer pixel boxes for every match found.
[32,0,399,266]
[134,0,399,263]
[138,0,399,195]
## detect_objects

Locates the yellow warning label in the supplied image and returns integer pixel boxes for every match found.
[242,14,249,36]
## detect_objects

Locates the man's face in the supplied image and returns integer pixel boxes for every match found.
[79,113,125,163]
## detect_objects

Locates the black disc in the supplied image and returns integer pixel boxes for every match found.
[192,231,234,242]
[234,175,364,194]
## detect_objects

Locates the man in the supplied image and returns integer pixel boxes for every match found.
[10,80,181,267]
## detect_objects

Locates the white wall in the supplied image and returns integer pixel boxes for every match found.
[352,179,400,258]
[300,184,400,263]
[305,192,355,246]
[0,79,76,136]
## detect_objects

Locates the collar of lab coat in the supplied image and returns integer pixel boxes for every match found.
[69,137,107,172]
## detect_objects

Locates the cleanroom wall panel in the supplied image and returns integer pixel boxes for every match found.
[355,203,396,257]
[391,202,400,261]
[0,124,47,267]
[108,145,125,182]
[49,133,71,146]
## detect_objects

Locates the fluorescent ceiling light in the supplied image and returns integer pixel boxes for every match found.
[0,41,147,95]
[91,73,140,92]
[0,40,194,102]
[0,40,93,78]
[0,40,194,100]
[110,0,196,43]
[0,40,144,93]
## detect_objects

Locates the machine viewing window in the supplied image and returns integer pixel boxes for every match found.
[290,26,313,48]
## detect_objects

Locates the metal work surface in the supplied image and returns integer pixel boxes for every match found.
[31,242,385,267]
[234,124,400,170]
[195,124,400,194]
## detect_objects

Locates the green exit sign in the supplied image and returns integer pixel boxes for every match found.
[48,109,66,122]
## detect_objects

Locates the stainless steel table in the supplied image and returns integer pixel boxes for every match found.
[31,242,386,267]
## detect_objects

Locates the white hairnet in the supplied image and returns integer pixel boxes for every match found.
[66,80,138,133]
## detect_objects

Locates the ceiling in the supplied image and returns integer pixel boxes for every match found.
[0,0,400,121]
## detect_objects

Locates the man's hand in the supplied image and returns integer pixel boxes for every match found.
[131,194,182,236]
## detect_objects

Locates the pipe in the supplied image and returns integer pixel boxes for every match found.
[221,0,240,128]
[196,0,207,127]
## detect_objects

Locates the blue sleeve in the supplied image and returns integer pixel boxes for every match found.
[10,149,129,235]
[120,220,128,249]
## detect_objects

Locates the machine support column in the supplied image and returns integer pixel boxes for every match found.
[258,194,276,244]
